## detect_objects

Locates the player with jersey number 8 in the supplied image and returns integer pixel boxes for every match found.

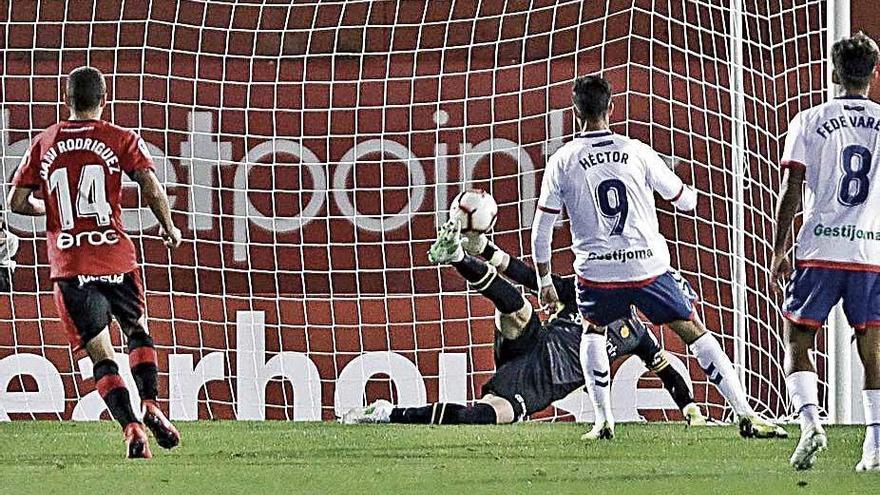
[531,74,787,442]
[771,32,880,472]
[6,66,183,459]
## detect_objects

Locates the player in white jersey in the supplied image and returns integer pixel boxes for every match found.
[771,32,880,471]
[532,75,786,441]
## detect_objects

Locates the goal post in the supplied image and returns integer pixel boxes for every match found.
[825,0,853,425]
[728,0,749,387]
[0,0,842,423]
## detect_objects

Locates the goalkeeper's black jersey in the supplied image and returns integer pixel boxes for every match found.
[483,272,658,418]
[540,309,646,385]
[540,311,584,386]
[484,310,651,418]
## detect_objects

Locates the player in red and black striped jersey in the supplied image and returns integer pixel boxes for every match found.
[7,67,182,459]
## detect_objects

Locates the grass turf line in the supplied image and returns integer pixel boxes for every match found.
[1,422,879,494]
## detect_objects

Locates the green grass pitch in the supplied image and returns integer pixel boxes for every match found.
[1,421,879,494]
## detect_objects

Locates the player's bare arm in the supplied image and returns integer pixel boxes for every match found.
[769,167,805,293]
[770,168,805,291]
[130,168,181,249]
[7,185,46,216]
[535,260,561,314]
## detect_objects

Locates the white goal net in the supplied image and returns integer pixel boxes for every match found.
[0,0,832,422]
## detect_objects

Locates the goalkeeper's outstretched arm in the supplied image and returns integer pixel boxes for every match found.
[343,395,516,425]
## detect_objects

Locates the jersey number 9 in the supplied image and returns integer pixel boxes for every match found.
[597,179,629,235]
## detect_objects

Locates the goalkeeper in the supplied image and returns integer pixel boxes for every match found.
[342,220,705,432]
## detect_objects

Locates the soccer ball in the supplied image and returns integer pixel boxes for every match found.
[449,189,498,234]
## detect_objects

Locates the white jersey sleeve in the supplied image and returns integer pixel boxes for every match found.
[536,154,563,213]
[643,145,682,199]
[642,144,696,211]
[781,111,809,170]
[532,152,562,264]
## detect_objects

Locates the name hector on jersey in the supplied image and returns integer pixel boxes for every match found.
[579,150,630,169]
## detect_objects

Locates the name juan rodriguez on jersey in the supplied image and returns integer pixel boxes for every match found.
[37,136,124,250]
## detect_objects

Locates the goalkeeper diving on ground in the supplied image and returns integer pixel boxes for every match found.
[342,222,706,430]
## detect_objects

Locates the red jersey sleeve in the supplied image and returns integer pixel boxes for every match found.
[121,131,155,177]
[11,138,43,189]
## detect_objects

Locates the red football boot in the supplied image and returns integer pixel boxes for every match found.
[124,422,153,459]
[142,400,180,449]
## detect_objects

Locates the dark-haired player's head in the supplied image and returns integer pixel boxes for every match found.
[572,75,613,130]
[64,66,107,117]
[832,32,880,93]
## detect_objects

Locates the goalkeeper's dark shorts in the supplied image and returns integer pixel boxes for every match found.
[482,354,581,421]
[492,311,543,366]
[53,270,147,352]
[484,313,582,420]
[483,313,663,420]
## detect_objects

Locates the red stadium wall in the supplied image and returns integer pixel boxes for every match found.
[0,1,827,420]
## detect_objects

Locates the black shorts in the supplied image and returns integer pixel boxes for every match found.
[484,314,662,419]
[493,311,543,366]
[482,353,580,420]
[53,270,146,352]
[485,313,582,420]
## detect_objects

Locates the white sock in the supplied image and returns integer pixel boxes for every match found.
[786,371,821,432]
[580,332,613,426]
[484,241,509,268]
[689,334,754,417]
[863,390,880,458]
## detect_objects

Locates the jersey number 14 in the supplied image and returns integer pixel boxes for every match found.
[48,165,112,230]
[838,144,872,207]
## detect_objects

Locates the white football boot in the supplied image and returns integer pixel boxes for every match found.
[739,413,789,438]
[581,420,615,441]
[856,451,880,472]
[0,230,20,269]
[340,399,393,425]
[789,425,828,470]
